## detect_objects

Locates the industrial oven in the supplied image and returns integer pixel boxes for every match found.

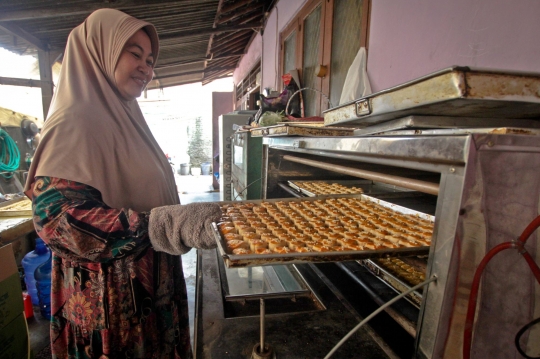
[197,67,540,359]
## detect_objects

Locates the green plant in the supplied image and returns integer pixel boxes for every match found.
[187,117,211,167]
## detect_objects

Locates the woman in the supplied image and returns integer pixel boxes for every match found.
[24,8,221,358]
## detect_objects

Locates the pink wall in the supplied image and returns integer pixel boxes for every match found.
[234,0,308,90]
[233,34,262,85]
[367,0,540,92]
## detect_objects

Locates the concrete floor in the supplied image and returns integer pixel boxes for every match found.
[176,173,219,346]
[31,174,218,356]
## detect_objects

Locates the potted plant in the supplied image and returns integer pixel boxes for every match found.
[187,117,211,176]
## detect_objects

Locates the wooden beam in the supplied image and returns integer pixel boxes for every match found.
[154,66,235,80]
[159,22,261,41]
[220,0,253,15]
[217,4,262,25]
[0,0,217,21]
[0,23,48,51]
[0,76,51,88]
[156,51,245,68]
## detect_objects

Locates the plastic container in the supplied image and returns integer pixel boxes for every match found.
[21,238,50,305]
[201,162,212,175]
[34,251,52,319]
[180,163,190,175]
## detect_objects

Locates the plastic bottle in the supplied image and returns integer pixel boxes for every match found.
[34,251,52,319]
[21,238,50,305]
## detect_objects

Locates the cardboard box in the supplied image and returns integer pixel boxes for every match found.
[0,244,29,359]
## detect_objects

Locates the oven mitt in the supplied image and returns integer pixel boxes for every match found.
[148,202,222,255]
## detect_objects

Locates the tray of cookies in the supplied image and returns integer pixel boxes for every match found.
[212,194,434,268]
[288,180,366,197]
[362,257,426,308]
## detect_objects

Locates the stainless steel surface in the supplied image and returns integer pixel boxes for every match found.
[264,135,469,169]
[213,194,433,268]
[352,115,540,136]
[324,67,540,127]
[261,132,540,358]
[283,154,440,195]
[250,123,354,137]
[362,126,540,137]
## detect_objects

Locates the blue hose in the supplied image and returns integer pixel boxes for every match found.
[0,129,20,178]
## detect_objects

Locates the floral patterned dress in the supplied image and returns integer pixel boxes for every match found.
[30,176,192,359]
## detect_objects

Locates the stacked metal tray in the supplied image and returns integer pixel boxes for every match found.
[213,194,434,268]
[324,66,540,128]
[250,123,354,137]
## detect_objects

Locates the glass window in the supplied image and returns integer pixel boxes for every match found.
[330,0,364,106]
[302,5,321,117]
[283,31,297,75]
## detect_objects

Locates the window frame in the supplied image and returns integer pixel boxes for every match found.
[279,0,371,114]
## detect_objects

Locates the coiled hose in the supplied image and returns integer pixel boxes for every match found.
[0,128,20,178]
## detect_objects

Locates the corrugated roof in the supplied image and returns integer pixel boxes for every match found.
[0,0,274,88]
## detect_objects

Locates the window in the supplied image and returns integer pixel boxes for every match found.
[234,62,261,110]
[280,0,370,116]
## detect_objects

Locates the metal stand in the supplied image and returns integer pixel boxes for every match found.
[251,298,274,359]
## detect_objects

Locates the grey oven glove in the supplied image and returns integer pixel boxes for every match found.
[148,202,222,255]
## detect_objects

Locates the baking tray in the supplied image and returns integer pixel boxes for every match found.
[352,115,540,136]
[288,180,368,197]
[357,126,540,137]
[0,197,32,217]
[362,259,424,308]
[324,66,540,128]
[250,123,354,137]
[213,194,433,268]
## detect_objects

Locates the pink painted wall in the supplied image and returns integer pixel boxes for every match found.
[367,0,540,92]
[233,34,262,85]
[234,0,308,90]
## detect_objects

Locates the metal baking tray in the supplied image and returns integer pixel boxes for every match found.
[324,66,540,128]
[250,123,354,137]
[352,115,540,136]
[213,194,433,268]
[358,127,540,137]
[361,259,424,308]
[288,180,369,197]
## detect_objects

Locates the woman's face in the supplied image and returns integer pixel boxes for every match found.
[114,29,155,101]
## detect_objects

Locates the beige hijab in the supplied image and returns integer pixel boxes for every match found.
[25,9,179,212]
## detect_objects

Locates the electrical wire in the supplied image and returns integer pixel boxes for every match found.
[515,317,540,359]
[324,275,438,359]
[463,215,540,359]
[233,176,263,200]
[0,128,20,178]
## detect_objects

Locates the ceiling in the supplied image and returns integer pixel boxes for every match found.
[0,0,275,89]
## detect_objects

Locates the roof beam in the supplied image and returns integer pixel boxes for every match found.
[217,4,262,25]
[157,51,245,68]
[0,0,217,21]
[220,0,253,15]
[159,22,261,41]
[0,22,48,51]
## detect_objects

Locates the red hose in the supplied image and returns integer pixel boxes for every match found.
[463,215,540,359]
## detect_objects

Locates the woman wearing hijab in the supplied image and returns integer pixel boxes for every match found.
[24,8,221,358]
